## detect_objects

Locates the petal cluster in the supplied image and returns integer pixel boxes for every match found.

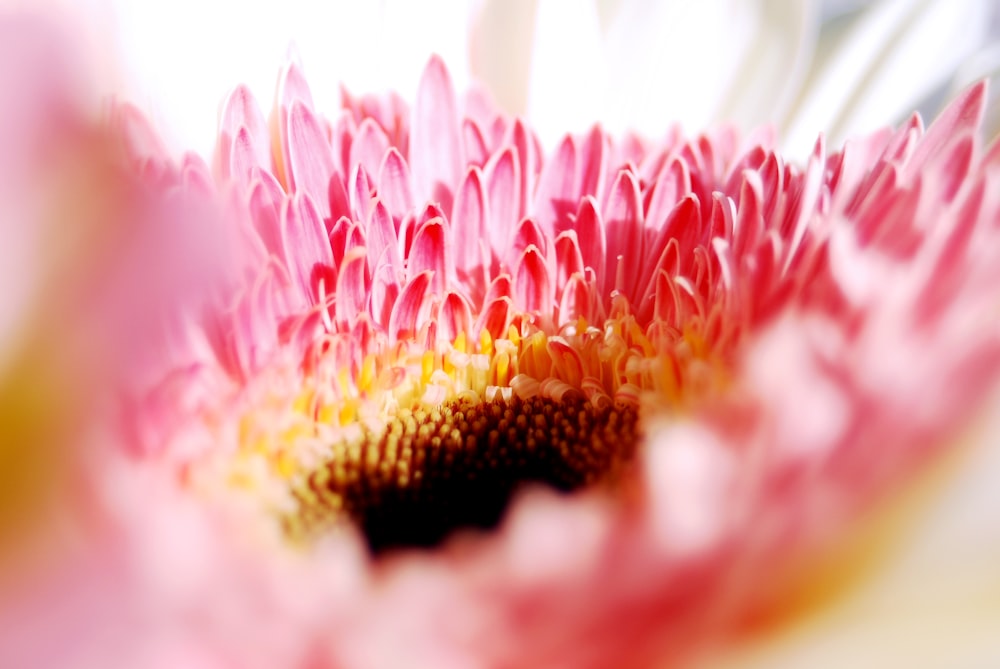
[20,54,1000,668]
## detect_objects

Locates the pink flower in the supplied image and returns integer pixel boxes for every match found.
[4,31,1000,669]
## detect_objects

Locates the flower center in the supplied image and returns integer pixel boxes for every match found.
[289,394,640,552]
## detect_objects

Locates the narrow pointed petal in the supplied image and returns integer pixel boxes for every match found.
[411,55,463,206]
[408,217,452,296]
[602,169,644,297]
[485,146,522,254]
[376,147,414,222]
[281,192,334,303]
[389,271,434,342]
[475,296,513,340]
[366,199,403,278]
[554,231,585,295]
[335,247,369,329]
[452,166,489,274]
[247,171,286,258]
[574,196,606,282]
[349,163,374,222]
[514,245,552,316]
[286,100,335,219]
[217,85,270,181]
[437,291,473,344]
[534,135,578,235]
[350,118,391,183]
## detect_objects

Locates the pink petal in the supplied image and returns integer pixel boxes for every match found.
[484,274,513,304]
[485,146,521,254]
[349,163,374,222]
[335,247,369,329]
[216,84,269,181]
[514,245,552,316]
[534,135,578,236]
[506,217,548,274]
[463,118,490,167]
[907,81,987,178]
[281,192,334,303]
[350,118,391,185]
[286,100,335,219]
[370,255,401,328]
[377,148,415,223]
[558,273,595,325]
[602,169,644,298]
[574,196,606,283]
[247,172,285,258]
[408,217,451,296]
[475,296,513,340]
[437,291,473,344]
[579,125,608,199]
[330,109,357,181]
[366,199,403,279]
[451,166,488,275]
[389,271,433,342]
[504,119,534,223]
[411,55,463,207]
[553,231,584,295]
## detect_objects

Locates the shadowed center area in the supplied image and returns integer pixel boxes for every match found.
[290,395,641,553]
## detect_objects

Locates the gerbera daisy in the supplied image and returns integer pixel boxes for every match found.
[4,6,1000,669]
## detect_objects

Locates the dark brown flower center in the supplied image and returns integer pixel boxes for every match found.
[289,395,641,553]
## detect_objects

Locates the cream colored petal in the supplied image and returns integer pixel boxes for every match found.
[783,0,992,159]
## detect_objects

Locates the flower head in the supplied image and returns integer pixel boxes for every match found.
[5,31,1000,669]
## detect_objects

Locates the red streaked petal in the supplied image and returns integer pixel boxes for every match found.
[484,274,513,304]
[514,245,552,316]
[217,85,270,181]
[485,146,521,254]
[377,148,414,222]
[579,125,608,199]
[475,296,512,340]
[558,273,595,325]
[574,196,606,282]
[602,169,644,298]
[504,119,534,223]
[463,118,490,167]
[452,166,488,274]
[281,192,334,303]
[506,217,548,272]
[907,81,987,178]
[286,100,335,218]
[411,55,462,207]
[349,163,373,222]
[350,118,391,183]
[408,217,451,296]
[534,135,578,236]
[547,336,585,387]
[554,231,584,295]
[335,247,369,329]
[370,255,401,328]
[366,199,403,278]
[437,291,473,344]
[389,271,433,342]
[247,172,285,257]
